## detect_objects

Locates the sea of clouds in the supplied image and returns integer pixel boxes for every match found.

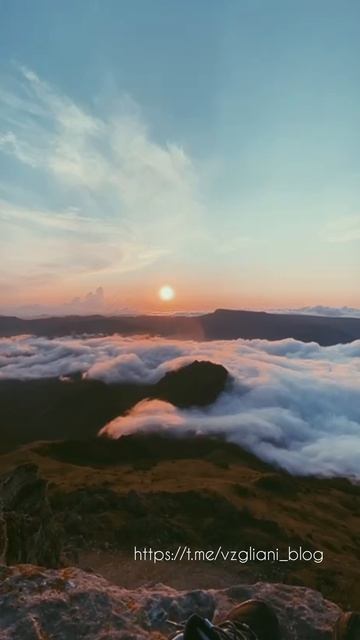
[0,334,359,478]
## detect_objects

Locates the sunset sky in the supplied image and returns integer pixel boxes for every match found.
[0,0,359,315]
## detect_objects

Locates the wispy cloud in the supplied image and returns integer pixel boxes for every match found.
[0,201,102,232]
[1,286,133,318]
[324,215,360,243]
[0,66,204,299]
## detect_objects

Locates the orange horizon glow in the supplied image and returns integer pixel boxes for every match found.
[2,278,360,317]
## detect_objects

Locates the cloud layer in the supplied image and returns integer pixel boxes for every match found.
[0,334,359,479]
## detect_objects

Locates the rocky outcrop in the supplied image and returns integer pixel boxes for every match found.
[0,464,62,567]
[154,360,229,407]
[0,565,342,640]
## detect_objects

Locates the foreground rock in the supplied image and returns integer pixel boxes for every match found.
[0,565,341,640]
[0,464,62,567]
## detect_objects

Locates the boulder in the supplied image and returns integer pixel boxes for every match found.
[0,565,342,640]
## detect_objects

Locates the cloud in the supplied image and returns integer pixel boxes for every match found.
[0,66,204,295]
[0,334,359,479]
[0,286,139,318]
[273,305,360,319]
[324,215,360,243]
[4,286,112,318]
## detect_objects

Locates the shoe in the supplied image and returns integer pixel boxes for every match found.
[216,600,280,640]
[333,612,360,640]
[170,599,280,640]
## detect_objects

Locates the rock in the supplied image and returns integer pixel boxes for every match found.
[0,464,62,567]
[0,565,342,640]
[154,360,229,407]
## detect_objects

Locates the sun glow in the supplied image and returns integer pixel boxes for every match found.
[159,285,175,301]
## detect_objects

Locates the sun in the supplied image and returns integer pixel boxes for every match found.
[159,285,175,301]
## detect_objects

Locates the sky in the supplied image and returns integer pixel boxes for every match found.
[0,0,359,315]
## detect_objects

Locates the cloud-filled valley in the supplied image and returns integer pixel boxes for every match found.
[1,334,359,479]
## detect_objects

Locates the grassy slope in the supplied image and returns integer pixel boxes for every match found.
[0,434,359,610]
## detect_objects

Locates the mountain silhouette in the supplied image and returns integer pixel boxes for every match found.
[1,308,360,345]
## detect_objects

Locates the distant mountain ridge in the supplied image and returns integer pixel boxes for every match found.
[1,308,360,345]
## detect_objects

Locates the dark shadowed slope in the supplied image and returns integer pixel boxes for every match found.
[0,361,228,451]
[1,309,360,344]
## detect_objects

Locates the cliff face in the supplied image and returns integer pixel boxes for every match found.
[0,565,341,640]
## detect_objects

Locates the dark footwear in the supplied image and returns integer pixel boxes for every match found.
[170,599,280,640]
[333,612,360,640]
[216,599,280,640]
